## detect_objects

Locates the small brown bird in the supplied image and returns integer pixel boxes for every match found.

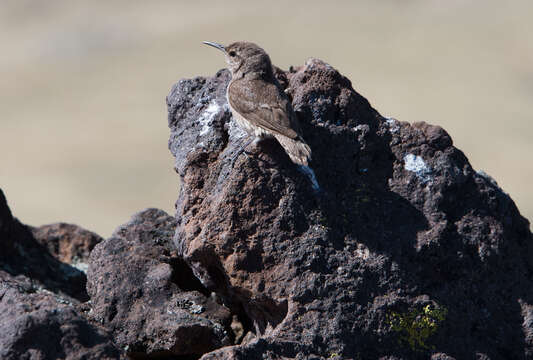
[203,41,312,166]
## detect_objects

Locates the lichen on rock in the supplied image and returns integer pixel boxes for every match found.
[167,59,533,359]
[1,55,532,360]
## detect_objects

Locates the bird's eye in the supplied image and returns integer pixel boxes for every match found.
[229,51,236,57]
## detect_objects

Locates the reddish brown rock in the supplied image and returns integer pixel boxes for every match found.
[0,189,122,359]
[167,59,533,359]
[86,208,233,358]
[32,222,102,267]
[0,271,121,360]
[0,190,90,302]
[2,53,532,359]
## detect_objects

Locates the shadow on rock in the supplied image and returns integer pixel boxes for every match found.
[0,189,96,301]
[167,58,533,359]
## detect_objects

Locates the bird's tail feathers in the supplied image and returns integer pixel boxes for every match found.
[274,134,312,166]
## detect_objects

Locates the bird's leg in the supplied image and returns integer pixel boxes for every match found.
[231,135,257,165]
[240,136,257,154]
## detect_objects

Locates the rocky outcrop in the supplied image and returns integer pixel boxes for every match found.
[166,59,533,359]
[1,56,532,359]
[32,222,102,268]
[0,188,245,359]
[86,208,234,358]
[0,191,94,302]
[0,189,121,359]
[0,271,121,360]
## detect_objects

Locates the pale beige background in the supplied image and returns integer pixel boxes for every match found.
[1,0,531,237]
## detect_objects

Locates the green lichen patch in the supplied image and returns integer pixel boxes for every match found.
[387,304,447,352]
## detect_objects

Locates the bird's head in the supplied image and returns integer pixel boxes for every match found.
[203,41,273,78]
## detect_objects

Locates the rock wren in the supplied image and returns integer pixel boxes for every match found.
[203,41,312,166]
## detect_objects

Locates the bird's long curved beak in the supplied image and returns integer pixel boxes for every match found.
[203,41,226,53]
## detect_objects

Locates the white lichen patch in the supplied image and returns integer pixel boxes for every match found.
[198,101,221,136]
[227,116,248,141]
[354,243,372,261]
[476,170,498,187]
[404,153,433,183]
[189,304,205,314]
[385,117,400,134]
[476,170,508,196]
[72,261,89,274]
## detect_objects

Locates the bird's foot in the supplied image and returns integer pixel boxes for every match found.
[231,136,258,166]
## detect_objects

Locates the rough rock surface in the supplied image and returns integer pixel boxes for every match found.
[0,189,121,359]
[32,222,103,268]
[0,190,91,302]
[167,59,533,359]
[2,55,532,359]
[86,208,234,358]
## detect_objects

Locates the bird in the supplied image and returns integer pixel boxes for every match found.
[203,41,312,166]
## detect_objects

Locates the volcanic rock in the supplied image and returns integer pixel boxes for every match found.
[32,222,103,270]
[2,53,531,359]
[166,59,533,359]
[0,189,121,359]
[0,189,92,302]
[86,208,233,358]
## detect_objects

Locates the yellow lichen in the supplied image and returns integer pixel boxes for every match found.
[387,304,447,351]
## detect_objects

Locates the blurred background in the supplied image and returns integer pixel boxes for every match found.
[1,0,532,237]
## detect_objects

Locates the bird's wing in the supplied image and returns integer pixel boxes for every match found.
[228,79,298,139]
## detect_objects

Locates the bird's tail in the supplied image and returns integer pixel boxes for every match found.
[274,134,312,166]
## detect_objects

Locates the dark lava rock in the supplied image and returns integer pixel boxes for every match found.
[0,271,121,360]
[167,59,533,359]
[32,222,103,267]
[0,189,122,359]
[0,189,91,302]
[86,208,233,358]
